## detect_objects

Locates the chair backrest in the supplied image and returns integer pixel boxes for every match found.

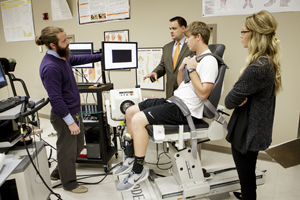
[203,44,227,119]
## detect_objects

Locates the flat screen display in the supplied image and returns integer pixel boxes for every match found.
[69,42,94,68]
[102,42,137,70]
[0,63,8,89]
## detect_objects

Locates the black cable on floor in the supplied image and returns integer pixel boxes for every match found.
[52,162,122,188]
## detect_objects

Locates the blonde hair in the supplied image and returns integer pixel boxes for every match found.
[241,10,282,95]
[184,21,211,45]
[35,26,64,50]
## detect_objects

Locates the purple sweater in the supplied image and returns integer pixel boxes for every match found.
[40,52,102,119]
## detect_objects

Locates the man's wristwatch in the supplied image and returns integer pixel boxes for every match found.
[188,68,196,73]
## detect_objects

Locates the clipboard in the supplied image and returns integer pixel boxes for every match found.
[265,138,300,168]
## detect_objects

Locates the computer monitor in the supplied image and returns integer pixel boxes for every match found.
[69,42,94,68]
[0,62,8,89]
[102,41,138,70]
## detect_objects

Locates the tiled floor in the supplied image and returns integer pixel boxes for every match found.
[37,118,300,200]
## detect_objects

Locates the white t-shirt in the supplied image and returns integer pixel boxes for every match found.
[174,49,218,119]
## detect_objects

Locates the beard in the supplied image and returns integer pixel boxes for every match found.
[56,45,70,60]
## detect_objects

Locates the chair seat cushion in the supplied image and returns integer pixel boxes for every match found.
[146,119,209,136]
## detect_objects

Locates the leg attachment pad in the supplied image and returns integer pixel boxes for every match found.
[121,135,134,157]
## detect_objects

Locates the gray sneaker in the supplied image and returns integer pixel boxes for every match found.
[115,157,134,175]
[116,168,148,191]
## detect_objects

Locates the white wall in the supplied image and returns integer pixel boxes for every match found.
[0,0,299,149]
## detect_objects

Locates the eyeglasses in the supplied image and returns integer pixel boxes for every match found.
[241,31,250,34]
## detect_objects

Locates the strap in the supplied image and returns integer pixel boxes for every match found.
[184,53,228,130]
[168,96,190,117]
[184,53,228,84]
[168,96,198,159]
[195,53,226,65]
[203,99,228,131]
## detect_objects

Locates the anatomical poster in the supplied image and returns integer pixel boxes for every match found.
[137,48,164,91]
[203,0,300,17]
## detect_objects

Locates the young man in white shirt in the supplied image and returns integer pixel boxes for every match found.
[115,21,218,192]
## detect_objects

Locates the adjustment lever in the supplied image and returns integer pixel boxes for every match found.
[217,109,229,116]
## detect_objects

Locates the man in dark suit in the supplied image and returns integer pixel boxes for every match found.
[144,16,194,98]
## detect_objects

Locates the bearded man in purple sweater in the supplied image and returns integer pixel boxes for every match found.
[36,26,101,193]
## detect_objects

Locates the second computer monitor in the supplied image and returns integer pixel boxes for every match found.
[69,42,94,68]
[102,41,137,70]
[0,63,8,89]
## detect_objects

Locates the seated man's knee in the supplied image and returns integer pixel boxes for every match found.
[125,104,140,118]
[131,112,148,128]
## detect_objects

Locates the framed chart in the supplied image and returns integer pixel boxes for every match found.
[137,48,164,91]
[104,29,129,42]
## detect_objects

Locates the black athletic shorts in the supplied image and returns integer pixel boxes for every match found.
[138,98,202,125]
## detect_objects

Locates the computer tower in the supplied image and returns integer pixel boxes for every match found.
[85,127,103,159]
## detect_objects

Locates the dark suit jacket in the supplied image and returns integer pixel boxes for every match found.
[152,41,194,98]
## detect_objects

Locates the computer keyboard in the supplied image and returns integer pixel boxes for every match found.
[0,96,22,113]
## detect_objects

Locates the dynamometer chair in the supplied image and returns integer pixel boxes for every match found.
[144,44,232,199]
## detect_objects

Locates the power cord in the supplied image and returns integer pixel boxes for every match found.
[52,162,122,188]
[34,134,57,167]
[20,127,63,200]
[34,123,121,189]
[36,135,57,150]
[74,68,89,83]
[107,71,111,83]
[145,143,172,170]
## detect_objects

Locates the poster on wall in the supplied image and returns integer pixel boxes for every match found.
[104,29,129,42]
[77,0,130,25]
[137,48,164,91]
[203,0,300,17]
[82,61,102,83]
[51,0,73,21]
[1,0,35,42]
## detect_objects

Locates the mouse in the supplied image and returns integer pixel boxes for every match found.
[93,83,101,87]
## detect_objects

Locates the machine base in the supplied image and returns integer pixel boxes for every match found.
[117,166,265,200]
